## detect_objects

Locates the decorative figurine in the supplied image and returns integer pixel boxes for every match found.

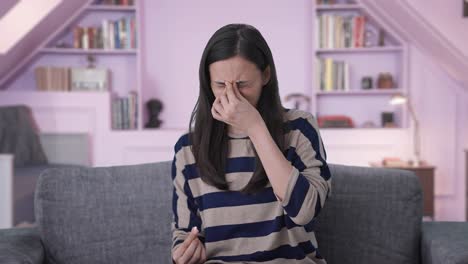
[86,54,96,68]
[145,98,164,128]
[361,76,373,90]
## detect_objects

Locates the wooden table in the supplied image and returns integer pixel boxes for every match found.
[370,163,435,219]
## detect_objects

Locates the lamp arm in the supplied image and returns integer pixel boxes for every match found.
[406,99,421,161]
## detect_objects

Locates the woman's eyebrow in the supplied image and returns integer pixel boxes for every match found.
[213,80,249,85]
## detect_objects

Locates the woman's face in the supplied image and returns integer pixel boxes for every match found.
[209,55,270,108]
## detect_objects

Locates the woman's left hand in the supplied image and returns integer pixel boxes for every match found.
[211,81,263,136]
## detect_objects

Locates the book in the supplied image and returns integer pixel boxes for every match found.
[317,14,367,49]
[316,58,351,91]
[111,91,138,130]
[73,27,82,49]
[34,66,72,91]
[70,17,136,50]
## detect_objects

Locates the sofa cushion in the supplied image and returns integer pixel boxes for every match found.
[421,221,468,264]
[315,164,423,264]
[0,227,44,264]
[35,161,173,264]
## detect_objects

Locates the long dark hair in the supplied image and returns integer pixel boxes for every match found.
[189,24,286,194]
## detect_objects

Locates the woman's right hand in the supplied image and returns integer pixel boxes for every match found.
[173,227,206,264]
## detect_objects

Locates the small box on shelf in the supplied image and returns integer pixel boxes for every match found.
[71,67,110,92]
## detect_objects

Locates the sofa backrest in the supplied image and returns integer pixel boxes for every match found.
[315,164,423,264]
[35,161,173,264]
[35,162,423,264]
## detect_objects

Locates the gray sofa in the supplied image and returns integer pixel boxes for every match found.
[0,161,467,264]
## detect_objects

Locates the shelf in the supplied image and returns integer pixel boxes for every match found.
[109,127,186,134]
[0,90,110,103]
[316,89,403,96]
[40,48,137,55]
[315,4,362,11]
[316,46,403,54]
[0,90,110,95]
[86,5,136,12]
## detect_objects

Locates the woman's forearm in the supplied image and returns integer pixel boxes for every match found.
[247,120,293,201]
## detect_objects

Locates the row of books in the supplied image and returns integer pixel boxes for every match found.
[73,17,137,50]
[315,14,366,49]
[96,0,134,6]
[34,66,109,92]
[112,92,138,130]
[315,58,350,91]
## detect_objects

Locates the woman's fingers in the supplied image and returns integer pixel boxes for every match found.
[200,242,207,263]
[212,99,225,120]
[219,92,229,107]
[180,238,199,264]
[188,240,203,264]
[232,81,244,100]
[225,81,240,102]
[212,107,225,123]
[214,96,225,111]
[173,227,199,262]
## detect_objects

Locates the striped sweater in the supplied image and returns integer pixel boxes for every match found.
[171,108,332,263]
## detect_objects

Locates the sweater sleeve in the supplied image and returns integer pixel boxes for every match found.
[170,134,204,255]
[280,112,332,226]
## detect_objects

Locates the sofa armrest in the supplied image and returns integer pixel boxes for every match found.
[421,221,468,264]
[0,227,44,264]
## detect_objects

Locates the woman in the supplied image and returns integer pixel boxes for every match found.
[171,23,332,264]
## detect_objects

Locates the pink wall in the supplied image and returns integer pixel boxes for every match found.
[402,0,468,221]
[140,0,313,129]
[409,46,467,221]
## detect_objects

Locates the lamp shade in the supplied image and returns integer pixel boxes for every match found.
[389,94,407,105]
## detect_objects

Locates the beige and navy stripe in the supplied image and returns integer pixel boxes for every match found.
[171,108,331,263]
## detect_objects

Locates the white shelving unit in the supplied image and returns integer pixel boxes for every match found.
[312,0,409,129]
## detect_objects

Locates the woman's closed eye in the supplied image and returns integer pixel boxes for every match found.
[216,84,247,89]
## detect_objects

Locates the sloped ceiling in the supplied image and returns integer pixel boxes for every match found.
[0,0,17,19]
[0,0,89,89]
[359,0,468,90]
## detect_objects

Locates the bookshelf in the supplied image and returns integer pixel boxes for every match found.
[312,0,409,129]
[30,0,141,131]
